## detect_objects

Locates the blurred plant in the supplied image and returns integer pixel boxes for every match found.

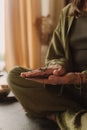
[36,15,54,44]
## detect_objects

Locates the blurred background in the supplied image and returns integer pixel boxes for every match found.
[0,0,71,72]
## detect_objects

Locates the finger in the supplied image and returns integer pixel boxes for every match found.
[21,70,42,78]
[53,67,65,76]
[48,75,64,85]
[53,70,60,76]
[27,72,45,78]
[44,76,59,85]
[20,72,28,77]
[53,65,62,75]
[20,71,33,77]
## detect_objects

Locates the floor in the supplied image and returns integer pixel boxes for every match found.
[0,95,59,130]
[0,72,59,130]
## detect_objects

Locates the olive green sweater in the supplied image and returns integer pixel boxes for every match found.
[45,3,87,79]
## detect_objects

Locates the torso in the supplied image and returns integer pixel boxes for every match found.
[69,12,87,72]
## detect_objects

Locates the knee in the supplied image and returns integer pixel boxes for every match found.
[8,66,20,76]
[7,66,22,84]
[7,66,30,87]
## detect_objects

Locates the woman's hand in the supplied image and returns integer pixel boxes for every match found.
[20,65,66,78]
[27,72,83,85]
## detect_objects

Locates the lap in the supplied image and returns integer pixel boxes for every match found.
[7,66,85,117]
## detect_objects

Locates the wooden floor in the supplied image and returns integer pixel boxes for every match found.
[0,72,59,130]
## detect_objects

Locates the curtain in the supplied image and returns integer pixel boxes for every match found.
[49,0,65,27]
[5,0,65,71]
[5,0,41,71]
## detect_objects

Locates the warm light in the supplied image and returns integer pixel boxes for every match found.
[0,0,5,56]
[41,0,49,16]
[0,86,2,91]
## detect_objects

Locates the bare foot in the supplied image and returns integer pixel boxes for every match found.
[47,114,56,122]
